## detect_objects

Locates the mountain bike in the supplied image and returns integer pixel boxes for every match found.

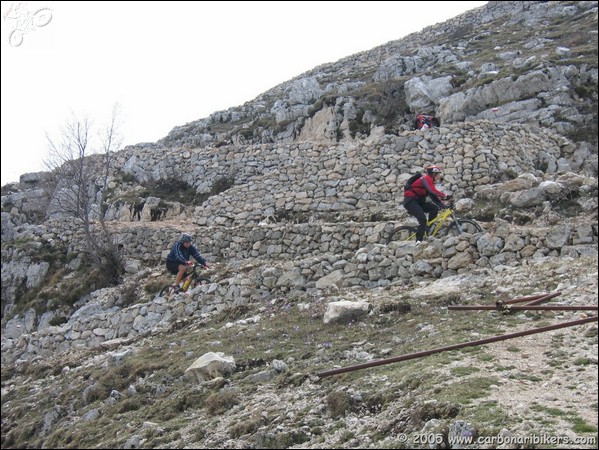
[158,263,211,299]
[388,204,482,243]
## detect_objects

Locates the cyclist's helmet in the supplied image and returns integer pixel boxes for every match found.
[181,233,193,243]
[426,165,443,176]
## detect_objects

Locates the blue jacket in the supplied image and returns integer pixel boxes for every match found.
[166,240,206,266]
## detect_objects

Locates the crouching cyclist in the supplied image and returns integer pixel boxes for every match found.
[166,233,209,288]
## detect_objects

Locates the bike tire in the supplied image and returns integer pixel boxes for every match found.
[159,284,179,298]
[388,225,418,243]
[442,219,483,237]
[192,277,211,289]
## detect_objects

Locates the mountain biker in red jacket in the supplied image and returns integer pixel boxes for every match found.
[166,233,208,287]
[403,165,452,242]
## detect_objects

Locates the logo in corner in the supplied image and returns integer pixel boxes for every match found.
[3,2,53,47]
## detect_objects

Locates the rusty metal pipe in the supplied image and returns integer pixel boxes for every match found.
[499,291,561,305]
[525,292,563,305]
[316,316,598,378]
[449,305,597,311]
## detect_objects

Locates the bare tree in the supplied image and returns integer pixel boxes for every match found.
[98,104,124,224]
[45,105,125,285]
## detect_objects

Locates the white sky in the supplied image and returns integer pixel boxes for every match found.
[1,1,486,185]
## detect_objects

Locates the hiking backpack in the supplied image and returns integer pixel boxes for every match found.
[404,173,422,191]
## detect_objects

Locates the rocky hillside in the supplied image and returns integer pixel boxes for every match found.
[1,1,598,449]
[159,1,598,151]
[1,247,598,449]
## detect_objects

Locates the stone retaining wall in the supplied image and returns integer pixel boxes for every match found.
[112,121,569,225]
[2,218,596,365]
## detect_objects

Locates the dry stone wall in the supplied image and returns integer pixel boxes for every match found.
[113,122,570,226]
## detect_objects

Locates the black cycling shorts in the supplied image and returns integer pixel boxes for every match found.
[166,260,182,275]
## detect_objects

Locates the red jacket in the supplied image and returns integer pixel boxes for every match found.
[405,174,447,203]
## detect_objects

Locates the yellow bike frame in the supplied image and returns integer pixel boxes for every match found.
[389,207,481,243]
[398,208,455,241]
[427,208,453,237]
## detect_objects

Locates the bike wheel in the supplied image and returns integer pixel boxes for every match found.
[191,277,211,289]
[443,219,483,237]
[388,226,418,243]
[159,284,178,298]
